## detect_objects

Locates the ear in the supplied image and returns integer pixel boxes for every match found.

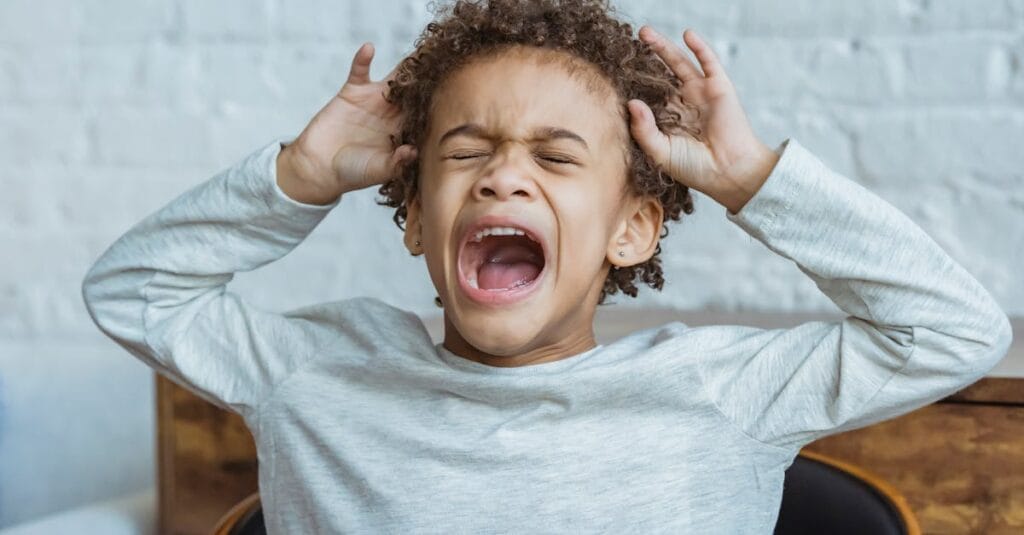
[403,196,424,256]
[607,195,663,267]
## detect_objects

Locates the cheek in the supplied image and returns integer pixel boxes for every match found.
[569,172,624,217]
[415,174,458,231]
[556,185,619,256]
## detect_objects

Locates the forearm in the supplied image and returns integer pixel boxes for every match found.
[82,138,338,358]
[727,137,1011,360]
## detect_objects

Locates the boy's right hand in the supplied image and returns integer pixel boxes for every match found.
[277,42,418,204]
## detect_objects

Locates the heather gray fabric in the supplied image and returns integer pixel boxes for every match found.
[81,136,1012,534]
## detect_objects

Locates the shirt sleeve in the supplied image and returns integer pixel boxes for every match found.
[80,137,341,421]
[696,137,1014,452]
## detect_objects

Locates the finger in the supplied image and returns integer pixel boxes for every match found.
[627,99,670,164]
[395,144,418,165]
[682,29,725,80]
[638,25,703,84]
[370,144,418,183]
[345,42,374,86]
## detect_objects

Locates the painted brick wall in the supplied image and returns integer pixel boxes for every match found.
[1,0,1021,527]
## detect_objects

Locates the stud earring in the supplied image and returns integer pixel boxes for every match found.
[618,251,625,257]
[415,240,421,246]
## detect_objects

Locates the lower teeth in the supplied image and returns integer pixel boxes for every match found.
[468,276,533,291]
[484,278,532,291]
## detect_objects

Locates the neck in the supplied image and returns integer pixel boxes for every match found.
[441,314,598,368]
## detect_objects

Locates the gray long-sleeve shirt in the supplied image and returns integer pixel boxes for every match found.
[81,136,1012,533]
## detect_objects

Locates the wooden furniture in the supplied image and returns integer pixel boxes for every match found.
[156,377,258,535]
[801,377,1024,535]
[153,312,1022,535]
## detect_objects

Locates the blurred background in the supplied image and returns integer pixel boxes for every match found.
[1,0,1022,531]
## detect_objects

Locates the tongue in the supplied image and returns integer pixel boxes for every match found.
[478,262,540,290]
[476,241,542,290]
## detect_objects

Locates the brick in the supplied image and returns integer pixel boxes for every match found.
[732,38,897,105]
[0,46,79,104]
[78,42,200,108]
[1009,34,1024,99]
[902,36,1013,101]
[208,106,308,167]
[806,38,900,103]
[724,39,815,103]
[748,108,858,180]
[734,0,904,37]
[276,0,423,44]
[78,0,176,44]
[617,0,740,36]
[0,106,88,165]
[181,0,270,42]
[90,110,214,166]
[42,164,211,232]
[194,45,283,111]
[0,165,54,232]
[733,0,1017,37]
[853,110,1024,184]
[276,0,360,41]
[899,0,1019,32]
[264,44,355,105]
[0,0,78,45]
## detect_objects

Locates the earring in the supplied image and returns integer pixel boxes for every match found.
[618,251,625,257]
[415,240,421,246]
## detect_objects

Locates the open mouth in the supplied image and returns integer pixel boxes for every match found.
[457,223,547,305]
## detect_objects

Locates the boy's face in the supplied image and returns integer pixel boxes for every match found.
[404,46,662,366]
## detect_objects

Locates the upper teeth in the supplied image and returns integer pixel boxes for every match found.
[471,226,526,242]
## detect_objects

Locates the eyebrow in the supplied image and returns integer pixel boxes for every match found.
[437,123,589,151]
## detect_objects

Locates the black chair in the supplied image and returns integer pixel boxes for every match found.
[774,449,920,535]
[211,451,920,535]
[211,492,265,535]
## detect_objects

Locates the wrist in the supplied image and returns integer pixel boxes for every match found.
[715,144,780,215]
[276,143,344,206]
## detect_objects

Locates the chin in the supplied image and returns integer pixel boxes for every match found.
[451,305,546,356]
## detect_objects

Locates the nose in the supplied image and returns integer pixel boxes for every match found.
[472,145,538,202]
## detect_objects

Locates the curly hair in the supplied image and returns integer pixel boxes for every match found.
[377,0,700,305]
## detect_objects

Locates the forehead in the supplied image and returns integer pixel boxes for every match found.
[427,47,626,148]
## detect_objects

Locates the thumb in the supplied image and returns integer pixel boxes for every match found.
[627,99,669,165]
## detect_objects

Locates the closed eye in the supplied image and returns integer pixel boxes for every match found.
[536,154,574,164]
[448,152,576,165]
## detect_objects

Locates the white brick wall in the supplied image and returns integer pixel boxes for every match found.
[1,0,1021,526]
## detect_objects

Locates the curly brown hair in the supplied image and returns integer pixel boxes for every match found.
[377,0,700,305]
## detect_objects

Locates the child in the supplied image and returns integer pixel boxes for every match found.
[81,0,1012,532]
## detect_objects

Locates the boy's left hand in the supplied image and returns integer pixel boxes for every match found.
[628,26,780,215]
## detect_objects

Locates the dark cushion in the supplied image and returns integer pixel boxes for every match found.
[229,502,266,535]
[774,455,908,535]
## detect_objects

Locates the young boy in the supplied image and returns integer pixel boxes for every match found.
[81,0,1012,532]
